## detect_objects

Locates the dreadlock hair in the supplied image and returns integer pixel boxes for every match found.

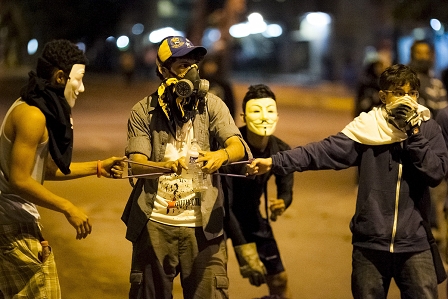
[36,39,88,80]
[242,84,276,113]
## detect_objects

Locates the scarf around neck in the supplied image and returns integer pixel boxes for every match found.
[341,105,430,145]
[20,71,73,174]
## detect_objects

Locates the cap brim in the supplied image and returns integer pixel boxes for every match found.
[171,46,207,60]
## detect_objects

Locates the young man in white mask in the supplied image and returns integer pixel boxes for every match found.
[123,36,251,299]
[248,64,448,298]
[225,84,293,299]
[0,39,125,299]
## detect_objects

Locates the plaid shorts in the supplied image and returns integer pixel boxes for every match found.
[0,222,61,299]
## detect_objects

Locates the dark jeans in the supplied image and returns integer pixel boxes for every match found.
[129,220,229,299]
[351,247,438,299]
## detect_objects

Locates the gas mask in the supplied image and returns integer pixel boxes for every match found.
[175,64,209,98]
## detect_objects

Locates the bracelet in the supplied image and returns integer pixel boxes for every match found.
[222,148,230,165]
[97,160,102,178]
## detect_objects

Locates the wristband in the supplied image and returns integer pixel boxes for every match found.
[97,160,102,178]
[222,148,230,165]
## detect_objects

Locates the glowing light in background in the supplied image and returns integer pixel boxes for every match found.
[158,0,176,17]
[412,28,426,40]
[229,23,251,38]
[106,36,116,43]
[247,12,267,34]
[430,19,442,31]
[116,35,130,49]
[305,12,331,27]
[229,12,282,38]
[148,27,184,43]
[132,23,144,35]
[263,24,283,38]
[27,39,38,55]
[300,12,331,40]
[202,28,221,48]
[76,42,86,52]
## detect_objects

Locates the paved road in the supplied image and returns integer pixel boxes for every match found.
[0,72,446,298]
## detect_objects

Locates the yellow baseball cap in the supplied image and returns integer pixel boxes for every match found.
[157,36,207,64]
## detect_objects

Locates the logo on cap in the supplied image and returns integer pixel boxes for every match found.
[169,37,185,49]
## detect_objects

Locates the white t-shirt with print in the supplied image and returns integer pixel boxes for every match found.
[150,121,202,226]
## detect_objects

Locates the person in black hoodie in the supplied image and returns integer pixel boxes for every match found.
[225,84,293,299]
[248,64,448,298]
[0,39,124,299]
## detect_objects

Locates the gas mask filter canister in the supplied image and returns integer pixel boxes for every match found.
[175,64,209,98]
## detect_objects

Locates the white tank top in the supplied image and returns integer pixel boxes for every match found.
[0,99,48,224]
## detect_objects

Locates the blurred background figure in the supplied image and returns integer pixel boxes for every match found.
[409,39,448,118]
[354,59,388,117]
[200,54,236,118]
[409,39,448,247]
[119,50,136,86]
[435,106,448,266]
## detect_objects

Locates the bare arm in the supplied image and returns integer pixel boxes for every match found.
[128,153,186,176]
[45,156,126,180]
[8,104,91,239]
[199,135,245,173]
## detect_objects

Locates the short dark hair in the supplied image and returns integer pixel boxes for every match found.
[242,84,276,113]
[410,39,434,60]
[379,64,420,91]
[36,39,88,80]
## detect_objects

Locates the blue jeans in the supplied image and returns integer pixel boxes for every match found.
[351,247,438,299]
[129,220,229,299]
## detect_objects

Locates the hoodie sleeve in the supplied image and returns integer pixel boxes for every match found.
[271,132,358,176]
[406,119,448,186]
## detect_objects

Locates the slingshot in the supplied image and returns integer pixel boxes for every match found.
[122,159,253,179]
[122,159,172,179]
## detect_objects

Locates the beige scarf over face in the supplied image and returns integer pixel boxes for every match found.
[341,104,430,145]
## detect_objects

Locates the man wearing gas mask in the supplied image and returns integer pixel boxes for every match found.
[224,84,293,299]
[247,64,448,298]
[122,36,251,299]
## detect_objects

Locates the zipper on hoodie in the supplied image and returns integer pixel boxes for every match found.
[389,162,402,253]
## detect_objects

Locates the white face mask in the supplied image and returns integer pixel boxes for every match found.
[244,98,279,136]
[64,64,85,108]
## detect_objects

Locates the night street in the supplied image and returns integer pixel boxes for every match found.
[1,70,447,298]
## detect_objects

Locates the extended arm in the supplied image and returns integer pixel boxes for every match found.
[249,133,357,176]
[45,157,125,180]
[128,153,186,176]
